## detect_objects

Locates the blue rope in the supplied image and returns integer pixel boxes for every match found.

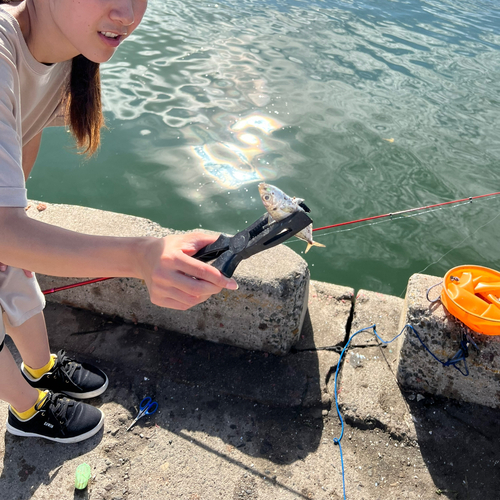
[332,323,470,499]
[406,324,469,375]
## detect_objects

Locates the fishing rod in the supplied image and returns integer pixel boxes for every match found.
[312,191,500,232]
[43,277,112,295]
[42,191,500,295]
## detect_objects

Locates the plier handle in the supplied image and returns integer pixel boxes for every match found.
[193,211,312,277]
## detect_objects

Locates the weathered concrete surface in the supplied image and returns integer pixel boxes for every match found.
[37,304,330,409]
[397,273,500,409]
[338,289,416,441]
[295,280,354,351]
[28,279,355,410]
[294,280,354,406]
[2,297,500,499]
[27,201,310,355]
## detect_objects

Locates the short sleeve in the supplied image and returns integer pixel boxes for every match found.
[0,38,27,208]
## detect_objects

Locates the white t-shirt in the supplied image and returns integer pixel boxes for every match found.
[0,7,71,208]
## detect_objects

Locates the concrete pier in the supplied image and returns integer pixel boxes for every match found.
[27,201,500,409]
[0,202,497,499]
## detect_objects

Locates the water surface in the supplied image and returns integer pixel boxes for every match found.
[31,0,500,296]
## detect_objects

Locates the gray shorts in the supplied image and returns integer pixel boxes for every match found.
[0,267,46,347]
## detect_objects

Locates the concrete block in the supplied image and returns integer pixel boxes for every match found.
[338,290,416,440]
[397,273,500,409]
[295,280,354,350]
[27,202,310,355]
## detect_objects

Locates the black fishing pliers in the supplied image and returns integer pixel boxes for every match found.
[193,211,312,277]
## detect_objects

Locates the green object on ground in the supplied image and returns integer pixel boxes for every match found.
[75,463,92,490]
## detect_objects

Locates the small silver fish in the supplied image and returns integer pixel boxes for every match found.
[258,182,326,253]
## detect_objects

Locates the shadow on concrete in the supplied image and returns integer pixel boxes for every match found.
[1,303,325,500]
[406,394,500,500]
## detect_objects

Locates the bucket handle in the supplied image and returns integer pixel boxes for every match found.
[426,280,444,303]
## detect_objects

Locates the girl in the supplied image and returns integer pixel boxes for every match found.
[0,0,237,443]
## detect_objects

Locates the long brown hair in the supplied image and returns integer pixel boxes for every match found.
[66,56,104,156]
[1,0,104,156]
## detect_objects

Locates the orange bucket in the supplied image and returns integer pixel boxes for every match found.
[441,265,500,335]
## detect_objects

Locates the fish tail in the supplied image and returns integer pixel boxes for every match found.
[313,241,326,248]
[305,241,326,253]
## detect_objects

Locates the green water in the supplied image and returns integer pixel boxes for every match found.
[30,0,500,296]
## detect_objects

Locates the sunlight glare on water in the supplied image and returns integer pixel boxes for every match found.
[32,0,500,295]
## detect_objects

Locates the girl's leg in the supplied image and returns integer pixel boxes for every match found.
[3,310,51,370]
[2,338,105,443]
[0,270,105,443]
[5,309,109,400]
[1,269,108,400]
[1,266,51,370]
[0,343,39,412]
[0,314,106,444]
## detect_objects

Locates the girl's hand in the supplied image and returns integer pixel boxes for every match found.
[0,263,33,278]
[138,232,238,311]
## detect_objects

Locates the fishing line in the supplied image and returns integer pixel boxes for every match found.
[311,191,500,234]
[413,209,500,277]
[398,207,500,298]
[310,200,476,241]
[283,197,491,248]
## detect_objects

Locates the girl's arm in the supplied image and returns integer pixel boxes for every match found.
[0,207,237,310]
[3,129,237,310]
[0,132,43,277]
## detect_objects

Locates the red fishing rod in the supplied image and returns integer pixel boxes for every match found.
[43,277,112,295]
[312,191,500,232]
[42,191,500,295]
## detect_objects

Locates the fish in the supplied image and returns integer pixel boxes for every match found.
[258,182,326,253]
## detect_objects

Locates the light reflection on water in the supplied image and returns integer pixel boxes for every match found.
[32,0,500,295]
[189,114,283,190]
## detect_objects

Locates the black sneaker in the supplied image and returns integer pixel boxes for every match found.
[6,392,104,443]
[21,350,108,399]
